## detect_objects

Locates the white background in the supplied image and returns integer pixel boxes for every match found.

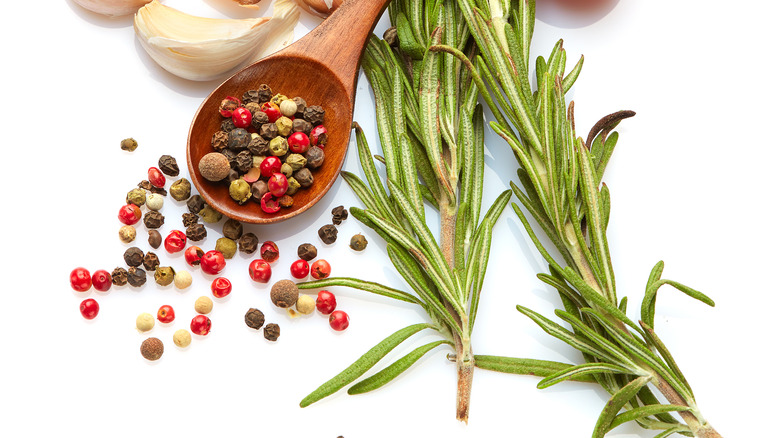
[1,1,777,437]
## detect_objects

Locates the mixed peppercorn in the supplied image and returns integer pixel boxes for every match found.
[198,84,330,214]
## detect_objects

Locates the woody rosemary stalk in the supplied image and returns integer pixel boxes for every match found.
[430,0,722,436]
[297,0,517,422]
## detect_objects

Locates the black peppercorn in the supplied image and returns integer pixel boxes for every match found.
[238,232,259,254]
[127,267,147,287]
[350,234,368,251]
[383,26,398,46]
[212,130,229,151]
[111,267,128,286]
[138,180,167,196]
[292,96,307,117]
[148,230,162,249]
[234,150,253,173]
[228,128,251,151]
[187,195,206,215]
[331,206,349,225]
[257,84,273,102]
[143,211,165,229]
[259,123,278,140]
[305,146,325,169]
[303,105,325,125]
[263,323,280,341]
[318,224,338,244]
[291,118,312,134]
[242,89,262,104]
[158,155,180,177]
[222,219,243,240]
[143,251,160,271]
[124,247,145,267]
[182,213,198,228]
[251,111,269,130]
[186,223,208,241]
[220,118,236,132]
[244,308,265,330]
[294,168,314,188]
[297,243,317,261]
[247,135,269,155]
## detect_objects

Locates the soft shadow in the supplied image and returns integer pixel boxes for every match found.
[536,0,620,29]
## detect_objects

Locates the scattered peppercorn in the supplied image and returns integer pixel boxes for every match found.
[244,308,265,330]
[154,266,175,287]
[143,210,165,229]
[238,232,259,254]
[136,313,155,332]
[127,267,147,287]
[121,138,138,151]
[186,223,208,242]
[198,204,222,223]
[173,329,191,348]
[215,237,237,259]
[140,337,164,361]
[111,267,129,286]
[350,234,368,251]
[142,251,160,271]
[148,230,162,249]
[296,295,316,315]
[174,270,192,289]
[182,213,199,228]
[297,243,317,261]
[331,205,348,225]
[318,224,338,244]
[169,178,191,201]
[223,219,243,240]
[158,155,179,176]
[124,247,145,267]
[126,188,147,206]
[139,180,167,196]
[119,225,136,243]
[194,296,213,314]
[146,193,164,211]
[270,279,299,308]
[263,323,280,341]
[187,195,205,215]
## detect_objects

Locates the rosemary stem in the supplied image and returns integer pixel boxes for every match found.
[454,334,474,423]
[654,374,721,437]
[440,201,458,269]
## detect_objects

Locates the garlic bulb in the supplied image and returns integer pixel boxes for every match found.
[73,0,153,17]
[133,0,300,81]
[294,0,342,18]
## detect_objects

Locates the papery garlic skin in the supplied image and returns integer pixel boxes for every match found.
[133,0,300,81]
[73,0,153,17]
[294,0,342,18]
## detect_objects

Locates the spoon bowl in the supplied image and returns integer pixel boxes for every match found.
[187,0,390,224]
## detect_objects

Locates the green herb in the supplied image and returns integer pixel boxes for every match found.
[432,0,722,436]
[297,0,519,422]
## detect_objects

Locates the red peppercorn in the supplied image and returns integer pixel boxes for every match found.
[232,107,253,129]
[267,173,289,198]
[329,310,349,331]
[157,305,175,323]
[219,96,241,117]
[148,167,166,188]
[290,259,310,279]
[91,269,112,292]
[211,277,232,298]
[287,131,310,154]
[184,246,204,267]
[261,102,281,123]
[260,192,280,214]
[190,315,212,336]
[260,156,282,178]
[70,267,92,292]
[310,125,328,147]
[248,259,272,283]
[310,259,331,280]
[164,230,187,253]
[118,204,142,225]
[316,290,337,314]
[80,298,99,320]
[201,250,226,275]
[260,241,279,263]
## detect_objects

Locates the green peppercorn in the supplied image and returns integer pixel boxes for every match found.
[215,237,238,259]
[275,116,293,137]
[120,138,138,152]
[154,266,175,286]
[229,179,252,204]
[126,188,147,206]
[270,93,288,106]
[286,154,307,171]
[199,204,223,223]
[280,163,293,178]
[169,178,191,201]
[268,136,288,156]
[286,177,301,196]
[350,234,368,251]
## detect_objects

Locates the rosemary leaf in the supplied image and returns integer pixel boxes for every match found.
[593,375,654,438]
[538,362,636,390]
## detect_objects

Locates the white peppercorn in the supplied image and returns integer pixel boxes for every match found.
[136,313,155,332]
[146,193,164,211]
[173,329,192,348]
[174,270,192,289]
[194,296,213,314]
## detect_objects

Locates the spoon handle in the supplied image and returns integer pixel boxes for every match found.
[285,0,393,101]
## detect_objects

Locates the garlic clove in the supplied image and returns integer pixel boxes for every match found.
[294,0,342,18]
[133,0,300,81]
[73,0,153,18]
[231,0,263,9]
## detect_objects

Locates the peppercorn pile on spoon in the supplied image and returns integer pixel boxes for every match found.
[187,0,392,224]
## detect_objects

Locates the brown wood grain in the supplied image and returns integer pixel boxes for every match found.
[187,0,391,224]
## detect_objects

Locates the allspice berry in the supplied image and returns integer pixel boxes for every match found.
[173,329,191,348]
[244,308,265,330]
[119,225,136,243]
[270,279,299,308]
[199,152,231,182]
[140,337,164,361]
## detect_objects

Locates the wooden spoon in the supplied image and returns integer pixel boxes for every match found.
[187,0,391,224]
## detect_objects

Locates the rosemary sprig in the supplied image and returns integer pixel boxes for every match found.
[297,0,524,422]
[432,0,723,437]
